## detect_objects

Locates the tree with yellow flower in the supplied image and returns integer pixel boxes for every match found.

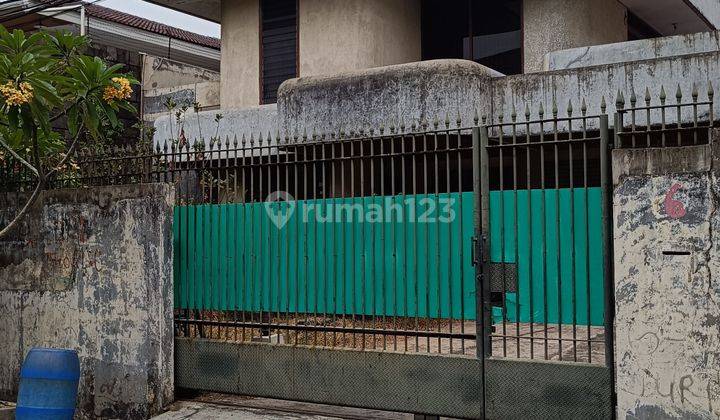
[0,26,138,238]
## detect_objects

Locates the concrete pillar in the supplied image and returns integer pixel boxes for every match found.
[523,0,628,73]
[299,0,421,78]
[220,0,260,108]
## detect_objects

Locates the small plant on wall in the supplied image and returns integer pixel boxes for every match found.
[0,26,138,238]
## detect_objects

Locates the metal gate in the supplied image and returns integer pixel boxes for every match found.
[168,109,615,418]
[171,123,488,417]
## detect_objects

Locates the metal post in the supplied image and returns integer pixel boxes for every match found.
[474,126,491,359]
[599,114,616,373]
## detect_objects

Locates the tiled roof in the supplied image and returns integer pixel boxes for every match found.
[84,4,220,50]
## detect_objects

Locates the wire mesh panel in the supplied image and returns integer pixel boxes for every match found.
[479,101,613,365]
[163,124,479,356]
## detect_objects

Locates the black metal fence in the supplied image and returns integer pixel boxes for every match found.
[0,85,715,365]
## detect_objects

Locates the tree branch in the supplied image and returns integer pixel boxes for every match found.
[0,180,41,239]
[0,134,38,176]
[46,122,84,179]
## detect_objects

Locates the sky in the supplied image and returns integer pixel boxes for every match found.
[98,0,220,38]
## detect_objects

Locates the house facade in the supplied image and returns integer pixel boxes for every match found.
[149,0,720,108]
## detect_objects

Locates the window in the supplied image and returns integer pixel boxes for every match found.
[260,0,297,104]
[421,0,523,75]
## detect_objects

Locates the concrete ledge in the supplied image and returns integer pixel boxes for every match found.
[545,31,720,71]
[611,142,720,185]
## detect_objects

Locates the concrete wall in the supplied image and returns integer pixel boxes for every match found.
[142,55,221,122]
[523,0,628,73]
[0,184,174,419]
[298,0,421,78]
[142,55,220,91]
[613,140,720,419]
[156,47,720,145]
[545,31,720,71]
[153,104,278,148]
[277,59,499,135]
[220,0,260,109]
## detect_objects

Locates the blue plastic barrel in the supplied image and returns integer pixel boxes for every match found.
[16,348,80,420]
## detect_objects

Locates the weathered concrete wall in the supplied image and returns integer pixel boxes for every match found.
[298,0,421,78]
[545,31,720,71]
[0,184,174,419]
[142,55,221,122]
[144,81,220,123]
[220,0,260,109]
[278,59,499,135]
[142,55,220,91]
[492,51,720,131]
[523,0,628,73]
[613,140,720,419]
[155,49,720,146]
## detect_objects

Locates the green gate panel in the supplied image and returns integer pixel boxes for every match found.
[173,192,476,319]
[488,188,604,326]
[173,189,603,326]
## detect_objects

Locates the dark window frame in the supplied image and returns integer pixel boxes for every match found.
[420,0,524,75]
[259,0,299,105]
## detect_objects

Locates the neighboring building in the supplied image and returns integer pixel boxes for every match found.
[2,0,221,142]
[148,0,720,109]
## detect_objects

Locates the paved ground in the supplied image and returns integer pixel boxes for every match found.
[155,394,415,420]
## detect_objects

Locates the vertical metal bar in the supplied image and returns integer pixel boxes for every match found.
[276,132,283,343]
[284,133,292,343]
[600,115,615,371]
[676,85,683,147]
[349,133,357,348]
[496,115,506,357]
[240,135,248,341]
[359,133,366,349]
[421,128,428,352]
[630,90,637,148]
[248,135,256,340]
[526,108,535,359]
[294,133,301,345]
[379,128,387,350]
[321,134,328,347]
[645,89,652,148]
[445,125,453,355]
[312,133,319,346]
[457,123,466,355]
[568,109,577,362]
[340,131,347,346]
[552,110,562,361]
[541,107,551,360]
[692,83,699,145]
[302,132,310,344]
[330,133,338,347]
[661,87,667,148]
[433,125,442,353]
[401,124,408,352]
[391,126,398,351]
[369,130,377,350]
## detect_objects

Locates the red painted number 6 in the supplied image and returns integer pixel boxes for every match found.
[664,183,686,219]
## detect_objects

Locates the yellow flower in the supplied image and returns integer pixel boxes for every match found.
[103,77,133,103]
[0,81,33,106]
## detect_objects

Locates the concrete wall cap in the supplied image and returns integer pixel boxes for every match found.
[278,59,502,96]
